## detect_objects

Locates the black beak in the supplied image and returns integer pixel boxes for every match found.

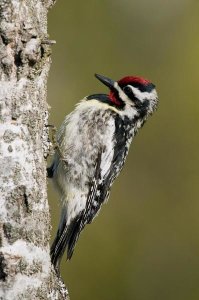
[95,74,116,89]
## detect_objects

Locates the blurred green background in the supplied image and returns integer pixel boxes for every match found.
[48,1,199,299]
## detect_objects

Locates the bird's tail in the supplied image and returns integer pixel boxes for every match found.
[50,208,82,273]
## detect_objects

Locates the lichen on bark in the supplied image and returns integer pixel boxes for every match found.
[0,1,69,299]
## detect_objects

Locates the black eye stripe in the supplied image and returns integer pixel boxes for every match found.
[123,86,141,106]
[121,82,155,93]
[122,86,150,110]
[123,86,135,98]
[123,86,131,93]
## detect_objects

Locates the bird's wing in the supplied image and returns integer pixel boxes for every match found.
[66,136,127,259]
[80,113,130,228]
[83,142,127,226]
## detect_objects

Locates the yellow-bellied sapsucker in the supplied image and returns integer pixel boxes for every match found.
[48,74,158,273]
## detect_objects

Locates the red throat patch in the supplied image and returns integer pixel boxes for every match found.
[108,91,122,106]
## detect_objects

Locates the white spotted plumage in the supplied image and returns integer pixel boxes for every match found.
[53,101,116,224]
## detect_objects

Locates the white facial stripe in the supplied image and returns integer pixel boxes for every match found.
[113,82,138,118]
[114,82,157,104]
[128,85,157,102]
[113,82,132,104]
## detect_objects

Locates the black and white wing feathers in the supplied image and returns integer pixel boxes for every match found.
[67,115,131,259]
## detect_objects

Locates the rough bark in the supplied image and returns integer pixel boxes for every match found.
[0,1,69,299]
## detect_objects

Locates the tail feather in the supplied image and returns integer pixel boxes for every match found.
[67,217,83,260]
[50,213,83,273]
[50,226,68,273]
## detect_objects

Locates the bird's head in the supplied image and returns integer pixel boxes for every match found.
[95,74,158,118]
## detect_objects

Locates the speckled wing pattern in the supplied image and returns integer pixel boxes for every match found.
[66,150,103,259]
[66,113,134,259]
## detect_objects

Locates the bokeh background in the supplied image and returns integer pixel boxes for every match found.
[48,1,199,299]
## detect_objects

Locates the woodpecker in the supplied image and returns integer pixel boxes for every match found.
[49,74,158,273]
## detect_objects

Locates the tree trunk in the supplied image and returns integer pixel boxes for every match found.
[0,1,69,299]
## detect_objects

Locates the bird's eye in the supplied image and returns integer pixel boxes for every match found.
[123,86,136,100]
[123,86,132,95]
[123,85,138,103]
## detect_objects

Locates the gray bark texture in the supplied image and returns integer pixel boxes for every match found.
[0,1,69,299]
